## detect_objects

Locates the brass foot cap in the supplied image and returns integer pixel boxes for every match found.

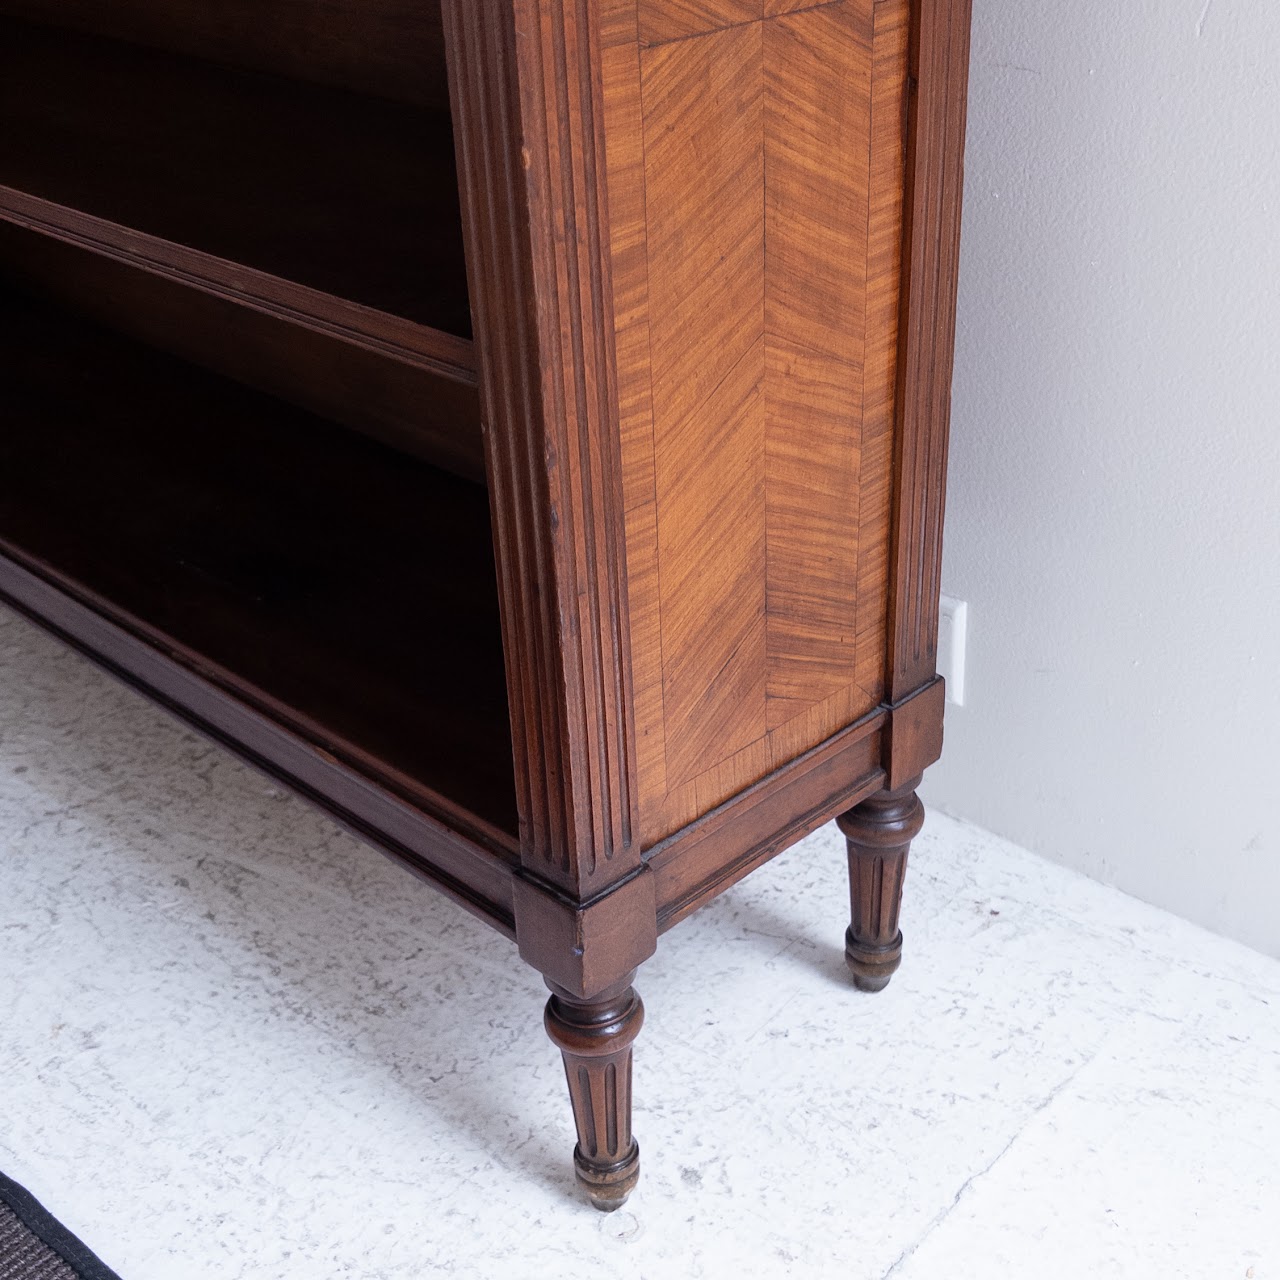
[845,927,904,993]
[574,1141,640,1212]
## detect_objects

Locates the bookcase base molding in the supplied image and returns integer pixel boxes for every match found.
[0,0,972,1210]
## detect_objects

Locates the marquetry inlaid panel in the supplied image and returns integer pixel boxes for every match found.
[601,0,911,844]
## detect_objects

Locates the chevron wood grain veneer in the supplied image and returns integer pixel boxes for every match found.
[0,0,972,1211]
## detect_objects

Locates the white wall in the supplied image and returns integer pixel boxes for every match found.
[923,0,1280,955]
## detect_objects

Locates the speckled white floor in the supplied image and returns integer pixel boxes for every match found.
[1,601,1277,1280]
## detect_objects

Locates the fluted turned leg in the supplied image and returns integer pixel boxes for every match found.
[544,976,644,1211]
[837,779,925,992]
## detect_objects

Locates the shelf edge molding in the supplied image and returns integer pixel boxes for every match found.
[0,184,488,482]
[0,183,478,382]
[444,0,641,903]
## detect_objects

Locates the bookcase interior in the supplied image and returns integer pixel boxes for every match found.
[0,12,471,332]
[0,1,516,836]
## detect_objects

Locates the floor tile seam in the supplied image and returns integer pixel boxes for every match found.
[875,1048,1100,1279]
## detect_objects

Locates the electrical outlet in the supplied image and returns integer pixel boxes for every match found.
[937,595,968,707]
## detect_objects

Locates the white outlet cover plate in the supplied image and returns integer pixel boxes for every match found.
[937,594,967,707]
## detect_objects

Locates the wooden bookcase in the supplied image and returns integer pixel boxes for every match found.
[0,0,972,1209]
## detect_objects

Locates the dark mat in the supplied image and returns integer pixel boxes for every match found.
[0,1174,122,1280]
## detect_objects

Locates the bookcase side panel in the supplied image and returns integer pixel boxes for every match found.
[602,0,912,846]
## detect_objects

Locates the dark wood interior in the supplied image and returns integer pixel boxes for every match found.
[0,14,471,334]
[0,0,452,110]
[0,287,517,836]
[0,214,486,481]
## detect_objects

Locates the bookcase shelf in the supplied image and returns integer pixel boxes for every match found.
[0,14,486,478]
[0,15,472,334]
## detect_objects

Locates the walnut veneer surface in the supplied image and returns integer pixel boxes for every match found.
[0,0,973,1211]
[603,0,909,844]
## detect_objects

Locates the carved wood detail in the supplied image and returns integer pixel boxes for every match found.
[444,0,640,898]
[837,779,925,991]
[544,977,644,1212]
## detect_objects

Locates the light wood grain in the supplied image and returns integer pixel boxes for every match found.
[601,0,913,844]
[638,0,762,46]
[763,3,873,729]
[641,23,768,790]
[856,0,911,707]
